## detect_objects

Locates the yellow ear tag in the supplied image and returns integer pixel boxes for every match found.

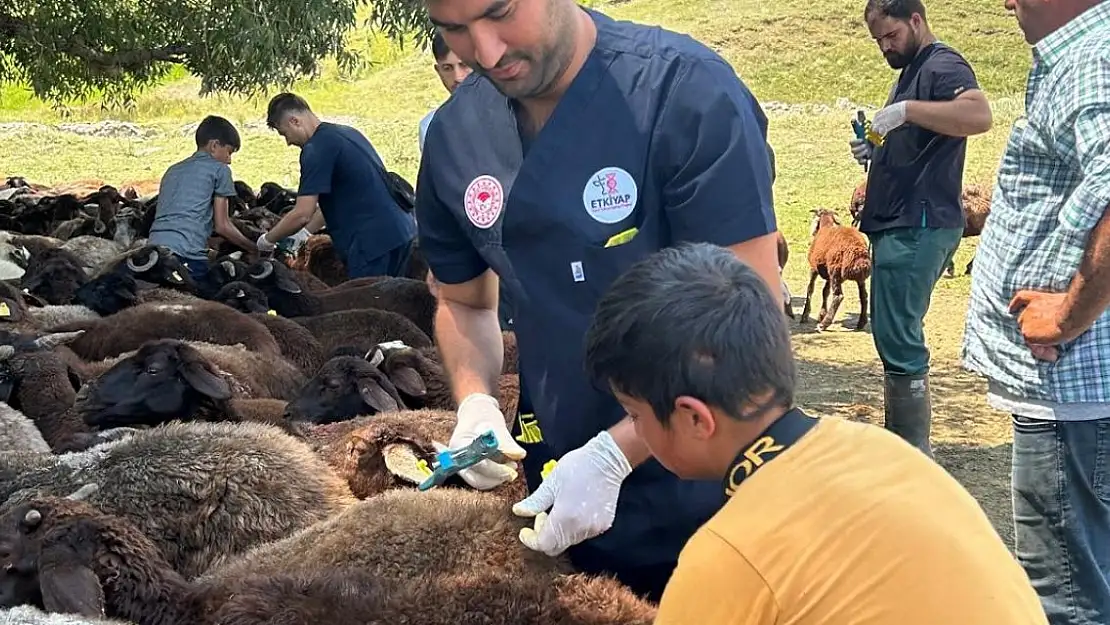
[541,459,558,481]
[415,459,433,478]
[0,302,10,317]
[267,309,277,316]
[171,271,182,282]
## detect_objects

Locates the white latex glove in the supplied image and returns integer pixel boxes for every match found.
[849,138,872,165]
[256,232,277,253]
[872,101,908,136]
[285,228,311,253]
[450,393,526,490]
[512,430,633,556]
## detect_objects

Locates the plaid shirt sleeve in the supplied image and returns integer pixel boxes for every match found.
[1060,101,1110,231]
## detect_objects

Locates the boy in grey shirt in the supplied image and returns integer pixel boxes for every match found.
[148,115,256,287]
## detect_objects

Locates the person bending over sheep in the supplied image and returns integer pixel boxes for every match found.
[581,242,1048,625]
[147,116,258,288]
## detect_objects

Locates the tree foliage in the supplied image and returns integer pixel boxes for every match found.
[0,0,438,107]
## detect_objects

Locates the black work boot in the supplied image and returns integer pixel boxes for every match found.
[883,373,934,459]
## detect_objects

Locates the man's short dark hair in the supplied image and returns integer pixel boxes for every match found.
[195,115,240,150]
[431,31,451,62]
[584,242,796,425]
[865,0,927,21]
[266,92,312,129]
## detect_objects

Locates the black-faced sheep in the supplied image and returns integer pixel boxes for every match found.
[47,301,284,361]
[0,488,655,625]
[293,308,432,356]
[18,249,89,306]
[799,208,871,332]
[77,340,306,430]
[71,273,197,318]
[95,245,196,294]
[212,281,269,314]
[245,259,436,336]
[283,355,406,423]
[0,420,357,580]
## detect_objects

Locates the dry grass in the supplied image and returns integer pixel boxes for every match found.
[0,0,1033,544]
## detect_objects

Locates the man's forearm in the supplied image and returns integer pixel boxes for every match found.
[1062,205,1110,335]
[435,299,505,405]
[608,415,653,469]
[216,223,257,252]
[905,96,992,137]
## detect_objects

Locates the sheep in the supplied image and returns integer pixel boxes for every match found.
[0,420,357,579]
[294,308,432,356]
[46,301,284,362]
[71,273,198,318]
[28,306,100,330]
[245,259,437,336]
[776,231,795,319]
[0,488,655,625]
[0,403,50,453]
[283,354,407,423]
[76,339,305,431]
[0,605,133,624]
[247,313,325,375]
[212,281,269,314]
[0,284,41,334]
[18,248,89,306]
[59,236,125,275]
[799,208,871,332]
[94,245,196,294]
[0,331,93,450]
[287,234,348,287]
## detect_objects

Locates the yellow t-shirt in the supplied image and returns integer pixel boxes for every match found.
[654,414,1047,625]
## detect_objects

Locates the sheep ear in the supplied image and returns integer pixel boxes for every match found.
[181,362,232,400]
[38,533,106,618]
[382,443,430,484]
[388,366,427,397]
[359,382,400,413]
[275,272,302,294]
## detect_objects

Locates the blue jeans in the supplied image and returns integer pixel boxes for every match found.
[1012,414,1110,625]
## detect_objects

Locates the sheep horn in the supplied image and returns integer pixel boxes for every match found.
[32,330,85,350]
[234,289,245,298]
[23,509,41,525]
[65,483,99,501]
[0,346,14,362]
[126,249,159,273]
[365,347,384,368]
[221,260,236,277]
[249,261,274,280]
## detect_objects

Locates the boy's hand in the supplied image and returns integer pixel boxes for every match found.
[256,233,277,254]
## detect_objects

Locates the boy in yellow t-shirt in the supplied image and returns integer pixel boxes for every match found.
[582,242,1048,625]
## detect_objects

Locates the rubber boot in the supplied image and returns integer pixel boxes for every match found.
[883,373,934,459]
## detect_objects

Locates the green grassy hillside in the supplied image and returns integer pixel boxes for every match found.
[0,0,1035,541]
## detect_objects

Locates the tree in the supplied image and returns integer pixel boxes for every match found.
[0,0,435,108]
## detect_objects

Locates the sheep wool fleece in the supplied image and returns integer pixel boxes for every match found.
[415,6,776,602]
[653,411,1050,625]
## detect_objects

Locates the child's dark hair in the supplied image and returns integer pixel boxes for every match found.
[195,115,241,151]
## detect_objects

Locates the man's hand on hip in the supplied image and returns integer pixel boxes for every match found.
[1009,290,1077,361]
[511,430,633,556]
[450,393,526,490]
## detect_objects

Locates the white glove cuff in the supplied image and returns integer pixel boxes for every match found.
[591,430,634,480]
[457,392,501,423]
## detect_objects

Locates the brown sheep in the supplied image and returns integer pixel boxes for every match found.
[248,312,326,375]
[799,208,871,332]
[0,331,89,450]
[287,234,348,286]
[776,231,795,319]
[0,489,655,625]
[47,300,284,361]
[293,308,432,355]
[0,420,356,580]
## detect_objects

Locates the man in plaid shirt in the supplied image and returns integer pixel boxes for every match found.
[962,0,1110,622]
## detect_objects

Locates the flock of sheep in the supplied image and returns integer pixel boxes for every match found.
[789,180,993,332]
[0,176,656,625]
[0,172,994,624]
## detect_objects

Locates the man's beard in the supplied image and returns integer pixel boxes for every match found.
[884,34,921,69]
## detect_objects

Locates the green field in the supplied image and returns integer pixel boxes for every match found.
[0,0,1033,542]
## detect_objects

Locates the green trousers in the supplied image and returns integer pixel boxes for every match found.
[867,227,963,377]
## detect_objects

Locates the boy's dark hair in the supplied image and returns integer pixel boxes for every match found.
[266,93,312,129]
[431,31,451,61]
[195,115,240,150]
[584,242,796,425]
[865,0,927,21]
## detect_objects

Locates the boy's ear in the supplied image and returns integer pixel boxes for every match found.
[674,396,717,440]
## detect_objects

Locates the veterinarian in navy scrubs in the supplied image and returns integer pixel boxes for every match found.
[415,0,781,601]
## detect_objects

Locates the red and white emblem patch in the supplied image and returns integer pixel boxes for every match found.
[463,175,504,229]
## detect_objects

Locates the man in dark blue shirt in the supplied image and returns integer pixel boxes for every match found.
[848,0,992,458]
[415,0,781,602]
[258,93,417,278]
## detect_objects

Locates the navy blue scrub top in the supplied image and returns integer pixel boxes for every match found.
[416,8,777,571]
[860,42,980,234]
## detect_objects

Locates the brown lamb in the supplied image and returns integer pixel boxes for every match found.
[799,208,871,332]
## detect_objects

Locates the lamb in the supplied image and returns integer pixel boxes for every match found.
[47,300,284,361]
[0,420,356,579]
[0,403,50,453]
[945,182,993,277]
[76,339,306,431]
[0,488,655,625]
[294,308,432,355]
[245,259,437,336]
[799,208,871,332]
